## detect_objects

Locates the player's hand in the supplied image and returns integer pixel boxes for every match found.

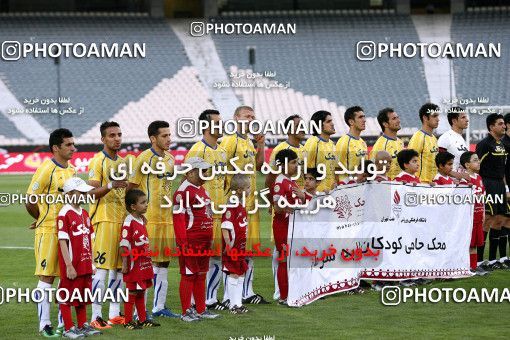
[121,263,128,274]
[28,221,37,229]
[292,187,306,201]
[254,134,265,147]
[66,264,77,280]
[112,180,128,189]
[429,182,436,187]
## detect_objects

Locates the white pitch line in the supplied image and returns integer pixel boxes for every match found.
[0,246,33,250]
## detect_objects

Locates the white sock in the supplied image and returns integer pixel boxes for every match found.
[91,268,107,321]
[243,257,255,299]
[237,276,245,307]
[221,271,229,303]
[205,257,221,305]
[226,276,239,309]
[108,270,122,319]
[37,280,52,331]
[153,267,168,313]
[57,279,64,328]
[272,248,280,300]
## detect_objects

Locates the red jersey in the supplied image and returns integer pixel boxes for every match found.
[469,173,485,223]
[433,174,454,185]
[57,204,94,277]
[120,214,153,283]
[304,191,314,202]
[221,204,248,253]
[172,180,213,246]
[271,174,302,229]
[394,171,421,184]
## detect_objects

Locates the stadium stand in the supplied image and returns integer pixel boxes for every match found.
[211,13,430,132]
[0,14,190,140]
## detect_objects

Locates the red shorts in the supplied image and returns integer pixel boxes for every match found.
[57,275,92,306]
[125,279,153,291]
[222,256,248,276]
[178,256,209,275]
[273,224,288,255]
[471,221,484,247]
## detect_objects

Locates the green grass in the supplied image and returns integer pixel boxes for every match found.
[0,174,508,339]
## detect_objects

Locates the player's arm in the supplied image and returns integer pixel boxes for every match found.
[25,167,49,225]
[57,215,76,279]
[172,192,188,249]
[127,155,144,190]
[336,137,348,170]
[254,134,265,170]
[265,147,279,189]
[437,134,448,153]
[221,218,234,249]
[119,223,131,274]
[407,133,423,154]
[88,180,127,199]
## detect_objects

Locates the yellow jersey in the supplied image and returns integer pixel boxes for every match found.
[370,134,405,179]
[269,140,305,189]
[408,130,438,183]
[185,139,227,217]
[129,148,174,224]
[220,133,257,211]
[87,151,127,224]
[303,135,337,192]
[336,134,368,181]
[27,158,76,234]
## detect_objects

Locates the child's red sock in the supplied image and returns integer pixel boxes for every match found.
[193,273,206,314]
[470,253,478,270]
[135,291,147,323]
[179,274,194,314]
[75,304,87,328]
[60,304,74,331]
[277,262,288,300]
[124,293,136,323]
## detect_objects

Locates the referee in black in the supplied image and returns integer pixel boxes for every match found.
[501,113,510,265]
[476,113,510,270]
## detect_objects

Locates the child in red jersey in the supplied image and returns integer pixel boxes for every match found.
[460,151,489,275]
[303,168,323,201]
[271,149,305,305]
[120,189,160,329]
[394,149,421,184]
[433,152,455,185]
[57,177,101,338]
[221,174,251,314]
[173,157,219,322]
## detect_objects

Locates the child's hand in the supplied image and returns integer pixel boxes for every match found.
[28,221,36,230]
[121,262,129,274]
[292,187,306,201]
[66,264,77,280]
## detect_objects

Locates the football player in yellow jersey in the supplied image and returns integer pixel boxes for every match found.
[25,128,77,337]
[303,110,338,192]
[408,103,440,183]
[336,106,368,182]
[127,120,179,318]
[370,108,404,179]
[220,106,269,305]
[265,115,306,301]
[86,121,129,328]
[183,110,229,309]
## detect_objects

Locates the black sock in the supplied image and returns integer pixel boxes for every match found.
[477,231,488,262]
[489,229,501,261]
[499,228,509,259]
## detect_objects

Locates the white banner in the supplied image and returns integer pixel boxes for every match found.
[287,182,474,307]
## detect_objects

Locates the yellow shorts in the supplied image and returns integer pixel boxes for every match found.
[34,232,59,277]
[211,218,222,250]
[92,222,122,270]
[246,211,260,250]
[147,223,175,263]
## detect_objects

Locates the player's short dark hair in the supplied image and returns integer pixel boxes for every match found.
[419,103,440,122]
[310,110,331,136]
[304,168,321,181]
[503,113,510,125]
[460,151,476,169]
[377,107,395,131]
[125,189,146,212]
[284,114,301,132]
[49,128,73,152]
[99,121,120,137]
[486,113,504,131]
[435,151,455,167]
[275,149,298,166]
[198,109,220,123]
[397,149,419,170]
[447,107,465,126]
[148,120,169,137]
[344,106,364,127]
